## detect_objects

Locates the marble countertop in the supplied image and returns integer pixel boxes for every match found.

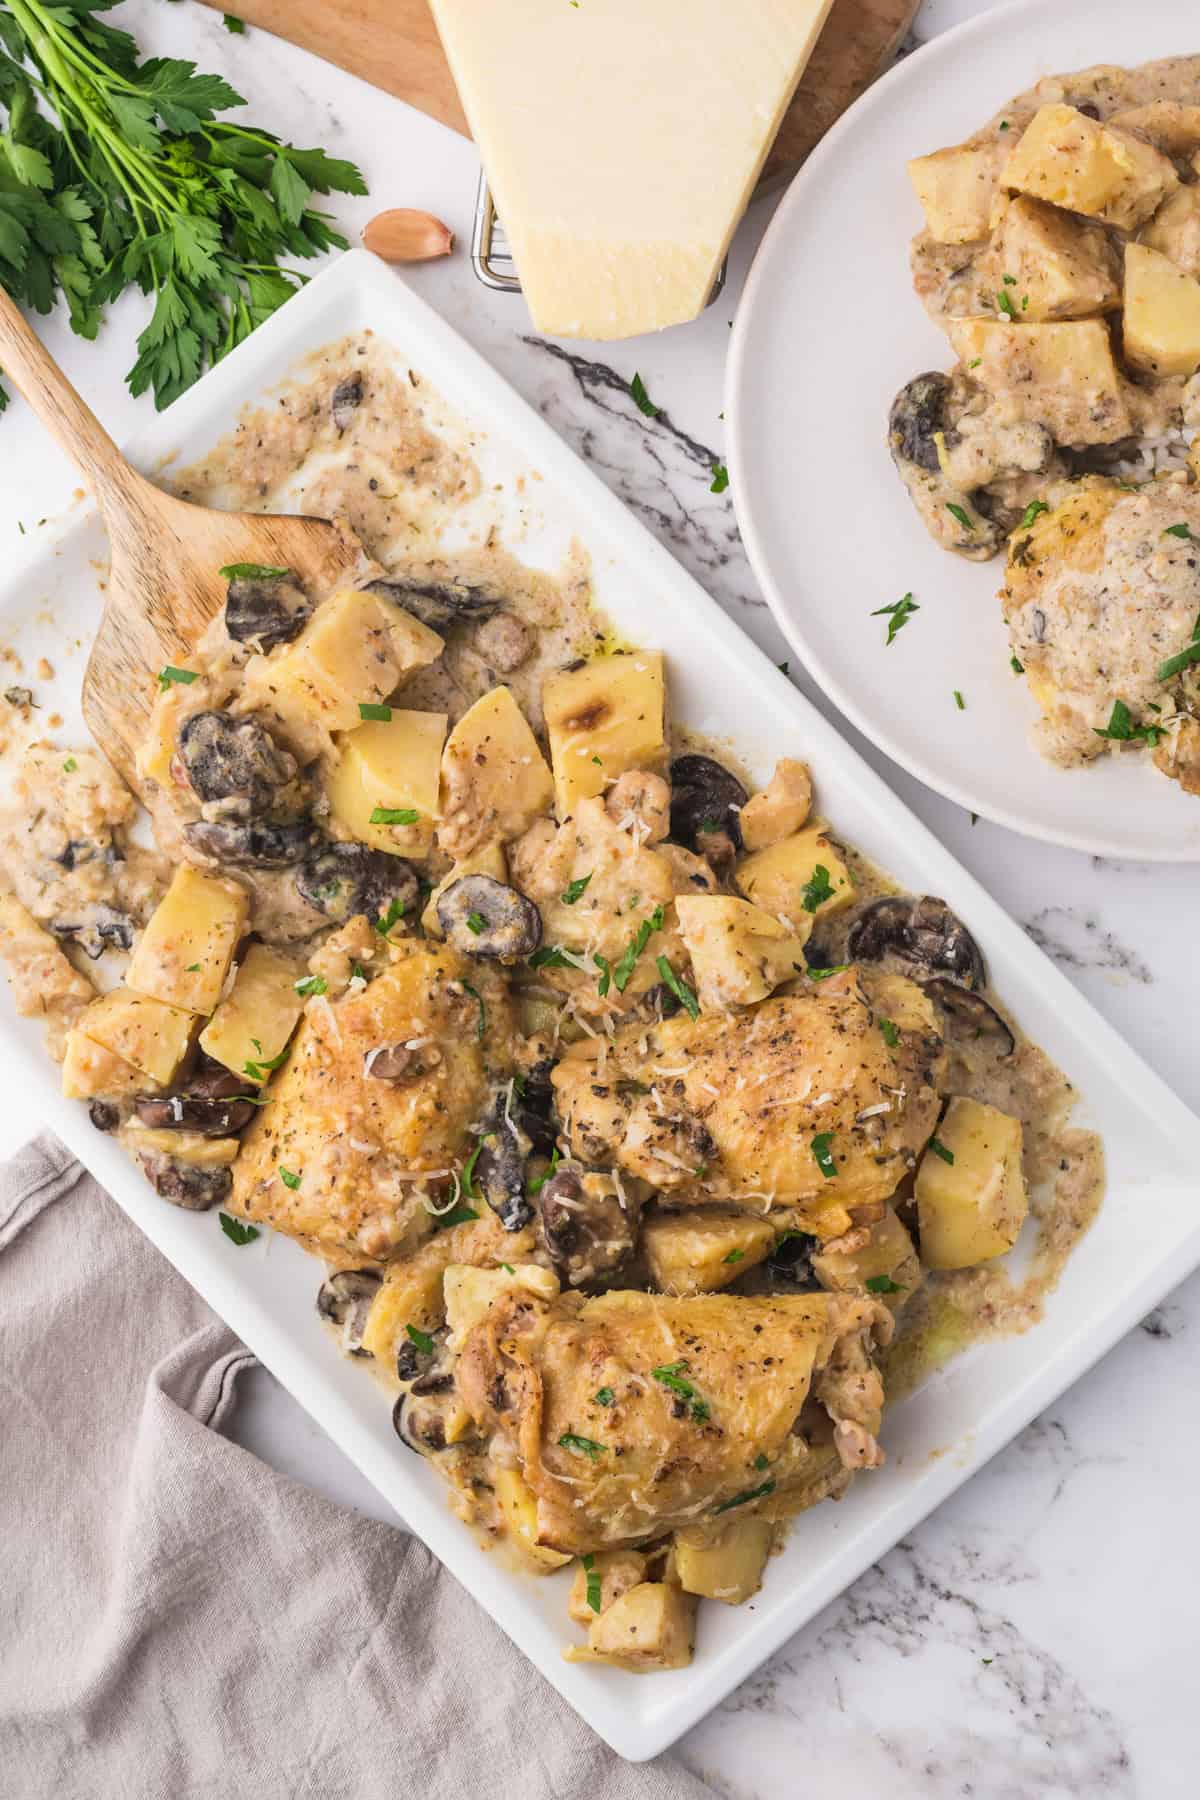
[0,0,1195,1789]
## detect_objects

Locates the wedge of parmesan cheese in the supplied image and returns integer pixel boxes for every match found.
[429,0,834,338]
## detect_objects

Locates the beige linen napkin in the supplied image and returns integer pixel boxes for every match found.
[0,1135,716,1799]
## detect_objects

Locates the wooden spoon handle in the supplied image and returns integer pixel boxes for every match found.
[0,286,146,511]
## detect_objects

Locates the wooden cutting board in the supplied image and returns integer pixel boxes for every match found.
[199,0,918,186]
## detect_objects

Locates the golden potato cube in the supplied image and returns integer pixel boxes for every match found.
[126,865,248,1015]
[736,823,855,931]
[908,142,1007,244]
[945,318,1131,445]
[1109,102,1200,157]
[1123,243,1200,376]
[569,1583,697,1672]
[494,1468,572,1571]
[1003,103,1177,229]
[384,603,447,679]
[642,1207,777,1295]
[567,1550,648,1626]
[996,196,1119,321]
[62,1030,149,1101]
[543,652,666,820]
[916,1096,1027,1271]
[198,942,305,1084]
[738,758,812,853]
[1142,186,1200,280]
[443,1262,559,1349]
[326,710,447,858]
[77,988,196,1086]
[361,1256,448,1360]
[674,1517,773,1606]
[675,895,810,1012]
[438,686,555,858]
[422,841,506,935]
[812,1206,922,1301]
[123,1128,240,1168]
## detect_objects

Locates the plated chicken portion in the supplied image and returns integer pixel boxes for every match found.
[0,345,1102,1676]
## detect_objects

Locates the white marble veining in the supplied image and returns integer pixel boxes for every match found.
[0,1,1196,1791]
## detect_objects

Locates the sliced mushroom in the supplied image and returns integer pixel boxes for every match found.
[224,569,311,650]
[363,1042,436,1083]
[764,1231,820,1292]
[396,1327,442,1384]
[331,372,363,433]
[538,1164,641,1287]
[437,874,542,960]
[669,754,747,856]
[134,1089,257,1137]
[51,904,135,960]
[54,838,107,872]
[88,1100,119,1133]
[889,371,952,476]
[364,574,501,632]
[4,685,34,708]
[179,711,295,810]
[393,1370,461,1455]
[139,1152,232,1211]
[847,896,985,990]
[923,977,1015,1057]
[184,817,319,868]
[295,841,420,925]
[472,611,533,672]
[316,1269,382,1356]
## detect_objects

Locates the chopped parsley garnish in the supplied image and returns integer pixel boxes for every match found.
[581,1552,603,1613]
[629,372,660,417]
[375,896,407,935]
[528,1147,560,1195]
[800,864,836,914]
[558,1431,604,1461]
[805,963,850,981]
[714,1479,775,1516]
[62,757,78,772]
[594,1386,615,1407]
[223,15,247,32]
[723,1248,745,1264]
[561,873,593,905]
[593,951,612,998]
[219,563,289,581]
[778,660,790,675]
[184,962,201,973]
[500,1263,515,1274]
[878,1017,900,1048]
[528,945,576,970]
[371,805,420,825]
[242,1044,290,1082]
[591,754,603,766]
[866,1274,904,1294]
[996,288,1018,321]
[157,665,198,689]
[754,1452,769,1471]
[434,1204,479,1231]
[1019,500,1049,529]
[811,1132,837,1179]
[350,963,367,983]
[928,1137,955,1165]
[999,119,1010,131]
[465,911,486,935]
[946,502,975,532]
[968,357,982,369]
[294,974,328,997]
[358,702,393,721]
[1093,699,1166,746]
[1011,655,1025,675]
[651,1360,710,1422]
[461,1140,484,1200]
[613,906,664,992]
[462,980,486,1039]
[710,462,729,494]
[871,591,920,646]
[1001,273,1017,286]
[278,1165,301,1190]
[656,954,700,1019]
[1157,614,1200,682]
[219,1213,259,1245]
[405,1323,435,1354]
[953,689,966,711]
[1164,522,1192,540]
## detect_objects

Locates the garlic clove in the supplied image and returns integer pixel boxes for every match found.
[362,209,455,264]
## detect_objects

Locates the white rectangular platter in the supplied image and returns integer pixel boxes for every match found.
[2,250,1198,1761]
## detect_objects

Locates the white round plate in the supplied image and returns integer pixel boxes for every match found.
[728,0,1200,860]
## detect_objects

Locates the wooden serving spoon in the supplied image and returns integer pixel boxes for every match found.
[0,288,363,790]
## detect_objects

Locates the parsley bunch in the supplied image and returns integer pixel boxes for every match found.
[0,0,366,413]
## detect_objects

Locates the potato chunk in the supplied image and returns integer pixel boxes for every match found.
[642,1206,777,1295]
[995,196,1119,322]
[199,942,305,1084]
[945,318,1131,445]
[75,988,196,1086]
[543,652,665,820]
[1109,102,1200,157]
[443,1262,559,1349]
[62,1032,149,1101]
[495,1469,572,1571]
[812,1206,922,1303]
[674,1517,773,1606]
[122,1127,240,1168]
[1141,186,1200,280]
[915,1096,1027,1271]
[736,823,855,931]
[908,142,1008,244]
[325,709,446,859]
[567,1550,648,1625]
[674,895,811,1012]
[438,686,555,858]
[567,1582,697,1671]
[126,865,247,1015]
[361,1211,537,1359]
[1003,103,1177,229]
[738,758,812,852]
[1123,242,1200,376]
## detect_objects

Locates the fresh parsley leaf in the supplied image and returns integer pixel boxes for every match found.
[723,1248,745,1264]
[1011,655,1025,674]
[581,1552,603,1613]
[278,1165,301,1189]
[358,703,393,722]
[714,1479,775,1515]
[527,1147,560,1195]
[778,660,790,675]
[1094,699,1166,745]
[1164,522,1192,540]
[805,963,851,981]
[593,951,611,998]
[1157,642,1200,682]
[294,974,327,997]
[461,1140,484,1200]
[62,757,77,772]
[866,1274,903,1295]
[375,896,406,935]
[811,1132,837,1179]
[405,1323,435,1354]
[242,1044,290,1082]
[434,1204,479,1231]
[465,911,486,935]
[651,1361,710,1422]
[954,689,966,711]
[1019,500,1049,529]
[157,665,197,689]
[946,502,975,532]
[629,372,659,417]
[558,1431,604,1461]
[879,1017,900,1048]
[462,980,486,1039]
[710,462,729,494]
[593,1386,614,1407]
[613,906,664,992]
[184,962,201,973]
[219,1213,259,1245]
[996,288,1018,320]
[1001,273,1017,286]
[219,563,288,580]
[223,14,247,32]
[928,1137,955,1165]
[656,954,700,1019]
[560,873,593,905]
[871,591,920,645]
[800,864,835,913]
[528,945,576,970]
[754,1452,770,1471]
[371,805,420,826]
